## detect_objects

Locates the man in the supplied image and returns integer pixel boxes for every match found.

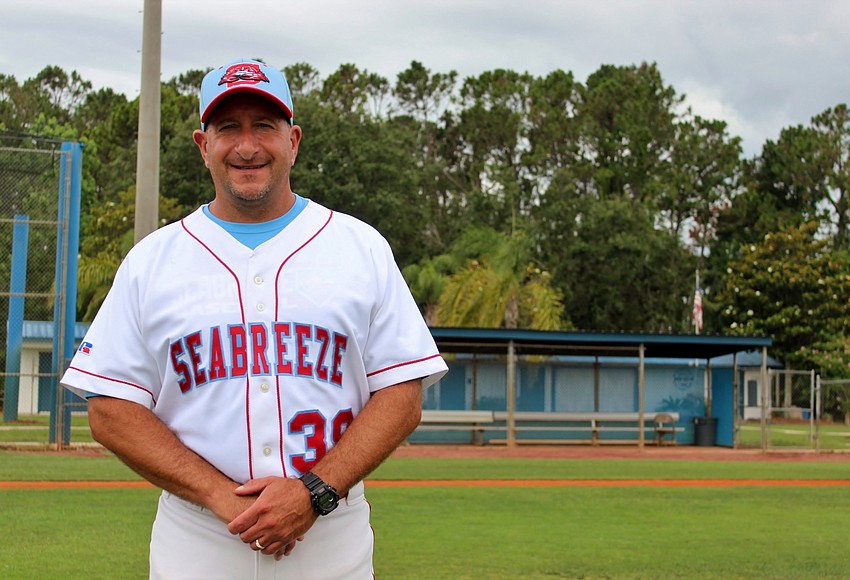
[60,58,447,579]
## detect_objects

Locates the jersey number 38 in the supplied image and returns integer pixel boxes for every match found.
[288,408,354,475]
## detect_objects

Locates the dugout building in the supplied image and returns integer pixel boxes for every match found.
[11,323,774,448]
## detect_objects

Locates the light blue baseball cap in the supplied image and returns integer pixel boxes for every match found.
[199,58,294,129]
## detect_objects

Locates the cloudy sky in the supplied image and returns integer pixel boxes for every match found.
[3,0,848,156]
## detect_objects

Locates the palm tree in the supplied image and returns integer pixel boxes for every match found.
[435,228,566,330]
[402,255,453,326]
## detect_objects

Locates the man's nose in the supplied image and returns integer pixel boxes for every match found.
[234,127,260,158]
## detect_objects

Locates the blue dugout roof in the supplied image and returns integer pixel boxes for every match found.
[430,327,772,361]
[21,321,773,363]
[21,320,90,342]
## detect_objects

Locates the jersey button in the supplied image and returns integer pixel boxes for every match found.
[256,303,265,312]
[263,447,272,457]
[260,383,270,393]
[254,276,263,285]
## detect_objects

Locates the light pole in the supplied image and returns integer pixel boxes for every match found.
[134,0,162,243]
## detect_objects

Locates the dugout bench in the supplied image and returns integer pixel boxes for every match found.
[415,410,681,446]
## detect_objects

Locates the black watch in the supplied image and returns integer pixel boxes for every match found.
[299,472,339,515]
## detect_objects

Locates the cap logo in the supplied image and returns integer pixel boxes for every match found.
[218,63,270,88]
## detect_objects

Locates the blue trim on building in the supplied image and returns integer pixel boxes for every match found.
[21,320,90,343]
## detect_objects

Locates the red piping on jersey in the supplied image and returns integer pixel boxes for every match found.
[274,209,334,477]
[181,218,252,478]
[366,353,443,378]
[67,365,156,404]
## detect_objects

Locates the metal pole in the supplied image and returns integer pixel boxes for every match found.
[61,143,83,446]
[760,346,768,452]
[809,370,815,448]
[3,216,29,422]
[638,343,645,448]
[134,0,162,243]
[50,147,72,446]
[732,352,739,448]
[815,375,822,452]
[506,340,516,447]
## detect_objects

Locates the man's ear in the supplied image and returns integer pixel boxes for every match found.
[289,124,302,165]
[193,129,210,168]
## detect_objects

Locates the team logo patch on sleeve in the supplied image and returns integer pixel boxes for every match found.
[78,341,93,355]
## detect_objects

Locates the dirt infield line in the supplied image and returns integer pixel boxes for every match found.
[2,479,850,490]
[368,479,850,487]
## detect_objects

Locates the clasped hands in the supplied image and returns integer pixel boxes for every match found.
[224,476,318,561]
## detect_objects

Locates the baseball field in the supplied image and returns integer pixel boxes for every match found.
[2,438,849,580]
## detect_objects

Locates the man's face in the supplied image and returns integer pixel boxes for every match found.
[193,93,301,216]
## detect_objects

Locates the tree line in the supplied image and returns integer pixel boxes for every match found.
[2,60,850,383]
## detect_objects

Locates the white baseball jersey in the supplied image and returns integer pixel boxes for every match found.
[61,200,447,484]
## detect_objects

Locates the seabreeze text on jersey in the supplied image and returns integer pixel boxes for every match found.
[169,321,349,393]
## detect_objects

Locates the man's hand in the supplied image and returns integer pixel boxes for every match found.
[228,476,316,560]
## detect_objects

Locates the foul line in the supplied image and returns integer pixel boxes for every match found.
[367,479,850,487]
[2,479,850,490]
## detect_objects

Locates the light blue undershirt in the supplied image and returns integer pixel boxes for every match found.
[203,194,308,249]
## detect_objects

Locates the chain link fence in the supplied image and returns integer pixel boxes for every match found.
[764,369,816,450]
[1,133,83,446]
[817,378,850,452]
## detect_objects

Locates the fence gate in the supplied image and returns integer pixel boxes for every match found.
[1,135,82,446]
[764,369,816,450]
[816,377,850,452]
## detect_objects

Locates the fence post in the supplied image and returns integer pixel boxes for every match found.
[49,142,83,446]
[3,215,29,422]
[506,340,516,447]
[760,347,768,452]
[815,374,821,452]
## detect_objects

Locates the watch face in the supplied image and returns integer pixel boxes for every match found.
[301,473,339,515]
[316,490,338,512]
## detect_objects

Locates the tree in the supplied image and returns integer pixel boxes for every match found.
[402,255,454,326]
[659,115,743,254]
[77,187,184,320]
[284,62,322,99]
[292,90,426,267]
[810,105,850,248]
[320,63,389,119]
[559,197,695,332]
[393,62,459,252]
[525,69,584,190]
[715,222,850,370]
[456,69,535,231]
[741,105,850,250]
[434,227,565,330]
[578,62,682,203]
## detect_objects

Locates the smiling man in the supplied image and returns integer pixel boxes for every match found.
[60,58,447,579]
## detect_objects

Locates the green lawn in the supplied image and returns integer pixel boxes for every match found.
[739,420,850,450]
[0,413,94,444]
[2,449,849,579]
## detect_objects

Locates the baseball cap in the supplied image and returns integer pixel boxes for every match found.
[199,58,294,129]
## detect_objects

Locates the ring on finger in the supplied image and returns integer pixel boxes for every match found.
[254,539,266,550]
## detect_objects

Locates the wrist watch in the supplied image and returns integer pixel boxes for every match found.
[299,472,340,515]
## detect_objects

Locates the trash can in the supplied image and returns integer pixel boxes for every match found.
[693,416,717,446]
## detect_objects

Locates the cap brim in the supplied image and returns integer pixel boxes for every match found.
[201,86,293,125]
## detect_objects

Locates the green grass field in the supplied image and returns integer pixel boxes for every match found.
[5,414,850,451]
[0,414,94,444]
[2,449,849,579]
[738,420,850,450]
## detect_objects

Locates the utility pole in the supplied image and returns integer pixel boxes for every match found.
[134,0,162,243]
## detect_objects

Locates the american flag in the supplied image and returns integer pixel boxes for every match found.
[692,287,703,332]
